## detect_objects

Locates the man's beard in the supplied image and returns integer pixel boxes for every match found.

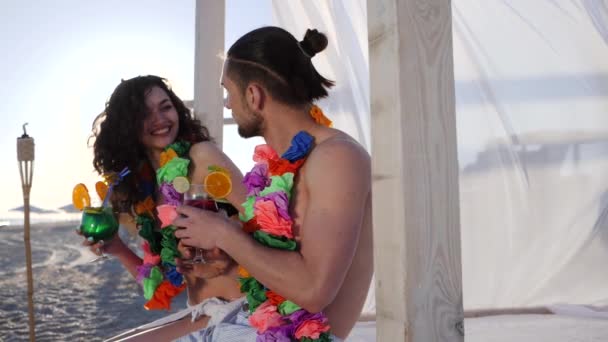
[237,108,264,138]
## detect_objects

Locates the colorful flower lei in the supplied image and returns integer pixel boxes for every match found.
[238,106,333,341]
[134,140,192,310]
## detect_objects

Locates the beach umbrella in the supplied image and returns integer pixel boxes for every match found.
[17,123,36,341]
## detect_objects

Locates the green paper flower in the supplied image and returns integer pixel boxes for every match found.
[166,141,191,157]
[143,266,163,300]
[260,173,294,199]
[253,231,297,251]
[137,215,162,254]
[239,196,256,222]
[301,332,332,342]
[278,300,301,315]
[160,226,179,264]
[239,277,266,312]
[156,157,190,184]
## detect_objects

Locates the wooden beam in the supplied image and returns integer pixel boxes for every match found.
[193,1,225,147]
[367,0,464,341]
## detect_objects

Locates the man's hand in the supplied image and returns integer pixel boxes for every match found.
[173,205,239,250]
[175,240,234,278]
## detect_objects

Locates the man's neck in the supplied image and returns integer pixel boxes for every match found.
[262,103,319,155]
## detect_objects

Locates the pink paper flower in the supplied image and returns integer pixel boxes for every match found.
[142,241,161,265]
[253,144,279,163]
[253,200,293,239]
[249,301,284,333]
[294,318,331,340]
[156,204,178,228]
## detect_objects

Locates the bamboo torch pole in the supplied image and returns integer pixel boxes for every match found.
[17,123,36,341]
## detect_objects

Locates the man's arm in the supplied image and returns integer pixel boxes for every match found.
[216,139,370,312]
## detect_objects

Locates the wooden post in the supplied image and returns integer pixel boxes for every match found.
[193,1,225,147]
[367,0,464,341]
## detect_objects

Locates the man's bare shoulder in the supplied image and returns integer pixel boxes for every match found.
[305,131,371,187]
[309,131,370,168]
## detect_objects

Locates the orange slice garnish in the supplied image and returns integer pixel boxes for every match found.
[204,171,232,199]
[95,181,109,202]
[72,183,91,211]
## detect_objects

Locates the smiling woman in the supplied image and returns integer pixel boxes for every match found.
[91,76,211,212]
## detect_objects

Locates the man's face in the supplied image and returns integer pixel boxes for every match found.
[221,63,263,138]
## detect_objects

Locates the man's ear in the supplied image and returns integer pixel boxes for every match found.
[245,83,265,111]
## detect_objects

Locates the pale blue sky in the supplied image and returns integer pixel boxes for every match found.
[0,0,272,215]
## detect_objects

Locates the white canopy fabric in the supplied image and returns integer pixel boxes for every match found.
[272,0,608,314]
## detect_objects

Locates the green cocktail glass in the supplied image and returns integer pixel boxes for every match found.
[79,206,119,242]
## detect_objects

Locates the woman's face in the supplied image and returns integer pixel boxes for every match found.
[140,86,180,152]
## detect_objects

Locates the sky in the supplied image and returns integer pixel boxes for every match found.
[0,0,271,216]
[2,1,606,219]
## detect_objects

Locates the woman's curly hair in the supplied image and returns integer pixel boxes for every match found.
[90,75,211,213]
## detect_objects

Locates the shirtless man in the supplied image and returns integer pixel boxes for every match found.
[174,26,373,341]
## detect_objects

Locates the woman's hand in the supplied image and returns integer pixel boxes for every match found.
[76,229,125,256]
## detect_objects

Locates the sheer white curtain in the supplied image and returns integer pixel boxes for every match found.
[272,0,370,152]
[272,0,608,314]
[453,0,608,310]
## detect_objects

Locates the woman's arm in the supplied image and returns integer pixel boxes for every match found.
[188,141,247,212]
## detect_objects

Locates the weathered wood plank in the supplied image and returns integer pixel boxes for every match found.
[368,0,464,340]
[193,1,225,147]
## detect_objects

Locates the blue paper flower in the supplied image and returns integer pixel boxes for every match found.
[164,263,183,286]
[281,131,314,162]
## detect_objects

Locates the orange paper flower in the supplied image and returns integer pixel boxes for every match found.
[242,217,262,233]
[144,281,186,310]
[266,290,286,306]
[268,158,305,176]
[238,266,251,278]
[135,196,155,215]
[310,105,332,127]
[254,201,293,239]
[159,148,178,167]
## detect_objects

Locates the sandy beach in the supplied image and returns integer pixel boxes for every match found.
[0,222,187,341]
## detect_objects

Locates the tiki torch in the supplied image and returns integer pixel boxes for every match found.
[17,123,36,341]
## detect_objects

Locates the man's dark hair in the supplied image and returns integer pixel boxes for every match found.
[226,26,334,106]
